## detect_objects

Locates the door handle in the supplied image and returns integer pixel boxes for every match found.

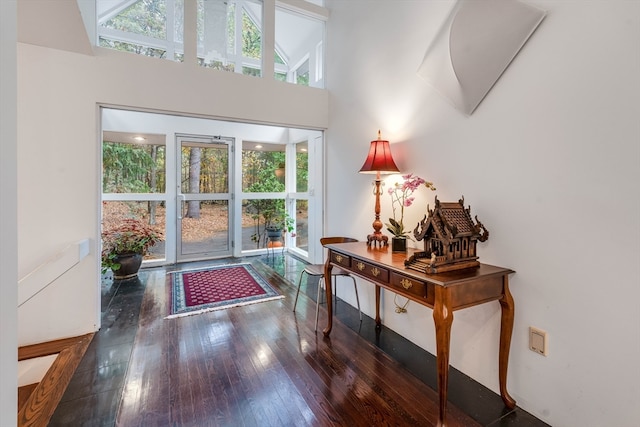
[178,194,186,219]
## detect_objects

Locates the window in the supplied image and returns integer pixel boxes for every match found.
[241,142,286,250]
[293,58,310,86]
[241,143,285,192]
[96,0,327,87]
[102,130,167,263]
[275,7,324,87]
[97,0,185,61]
[294,143,309,250]
[197,0,263,77]
[102,132,166,193]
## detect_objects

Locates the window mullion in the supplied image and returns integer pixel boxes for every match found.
[99,28,168,50]
[234,1,243,73]
[166,0,175,60]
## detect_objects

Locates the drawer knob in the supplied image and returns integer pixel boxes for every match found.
[336,254,343,263]
[371,267,380,277]
[357,262,365,271]
[400,278,413,290]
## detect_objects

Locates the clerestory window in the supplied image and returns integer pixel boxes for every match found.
[275,6,324,87]
[98,0,185,62]
[197,0,263,76]
[96,0,326,87]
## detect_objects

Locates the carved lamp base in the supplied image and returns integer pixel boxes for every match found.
[366,232,388,247]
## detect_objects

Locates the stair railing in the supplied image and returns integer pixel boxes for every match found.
[18,239,91,307]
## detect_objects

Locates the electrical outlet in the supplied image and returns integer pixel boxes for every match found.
[529,326,548,356]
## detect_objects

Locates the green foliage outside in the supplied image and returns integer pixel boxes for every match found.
[180,145,228,194]
[103,0,167,38]
[243,150,286,247]
[242,10,261,60]
[296,75,310,86]
[100,0,168,58]
[103,142,165,193]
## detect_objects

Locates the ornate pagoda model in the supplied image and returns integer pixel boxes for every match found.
[405,196,489,274]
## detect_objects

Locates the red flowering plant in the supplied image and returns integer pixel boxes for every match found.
[385,173,436,239]
[101,218,163,273]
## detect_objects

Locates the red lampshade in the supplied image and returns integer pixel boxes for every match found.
[359,131,400,174]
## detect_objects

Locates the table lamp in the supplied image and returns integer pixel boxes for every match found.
[359,131,400,247]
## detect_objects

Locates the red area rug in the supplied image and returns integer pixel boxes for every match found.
[167,263,284,318]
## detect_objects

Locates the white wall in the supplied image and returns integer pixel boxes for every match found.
[325,1,640,426]
[1,1,18,425]
[17,44,102,345]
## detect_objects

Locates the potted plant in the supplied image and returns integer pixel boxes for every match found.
[385,173,436,252]
[267,210,294,234]
[101,218,163,280]
[265,210,294,247]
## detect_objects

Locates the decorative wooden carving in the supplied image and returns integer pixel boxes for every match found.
[405,196,489,274]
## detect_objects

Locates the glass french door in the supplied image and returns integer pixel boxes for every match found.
[177,135,233,261]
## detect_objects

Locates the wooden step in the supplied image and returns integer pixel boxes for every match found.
[17,333,94,427]
[18,383,38,412]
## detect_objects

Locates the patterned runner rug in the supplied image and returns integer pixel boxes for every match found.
[167,263,284,318]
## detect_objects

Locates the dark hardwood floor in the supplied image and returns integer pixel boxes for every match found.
[48,254,549,426]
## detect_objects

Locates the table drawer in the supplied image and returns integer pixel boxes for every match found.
[331,251,351,268]
[353,259,389,282]
[390,272,427,299]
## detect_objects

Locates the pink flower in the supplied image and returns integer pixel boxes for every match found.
[385,174,436,238]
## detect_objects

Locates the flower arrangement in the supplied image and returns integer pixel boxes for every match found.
[101,218,163,273]
[385,173,436,239]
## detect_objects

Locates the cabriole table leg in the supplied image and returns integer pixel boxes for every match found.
[433,286,453,427]
[498,276,516,409]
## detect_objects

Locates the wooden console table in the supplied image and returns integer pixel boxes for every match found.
[323,242,516,427]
